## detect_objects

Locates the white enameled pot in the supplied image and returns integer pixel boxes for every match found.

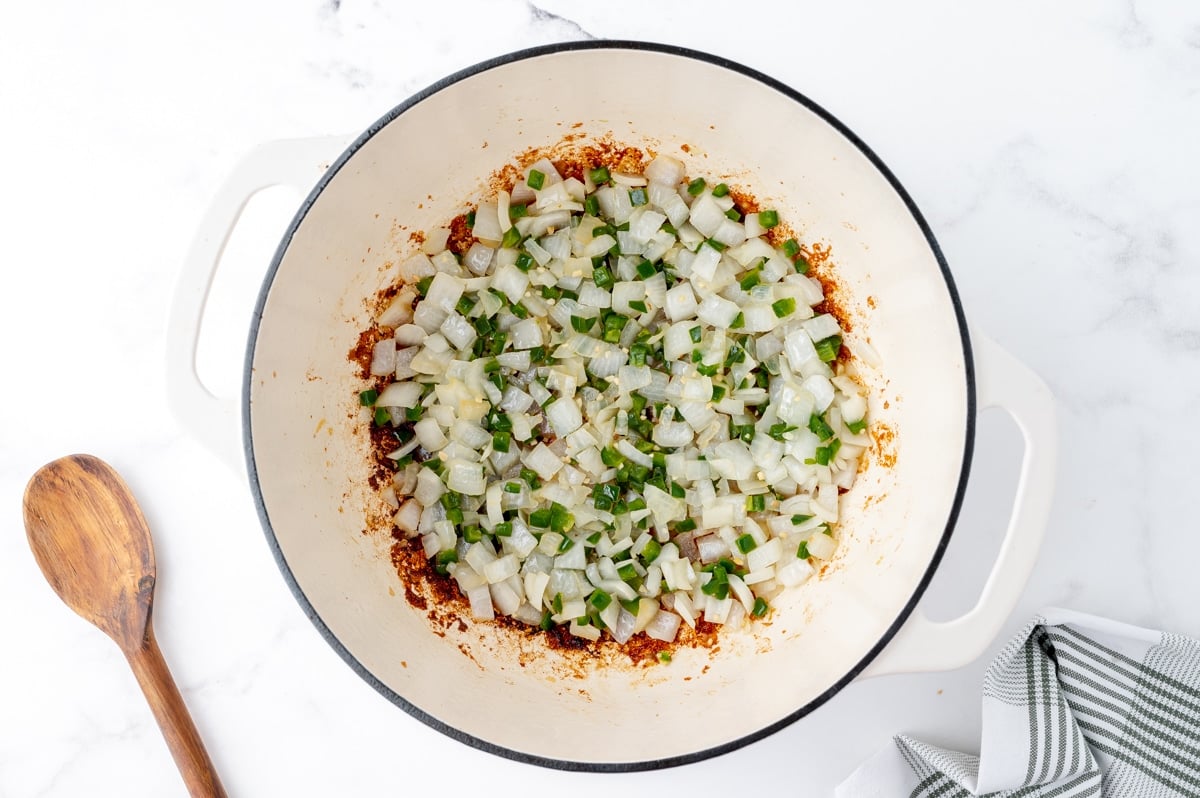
[167,42,1057,770]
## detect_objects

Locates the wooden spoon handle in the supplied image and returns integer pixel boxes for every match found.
[125,627,228,798]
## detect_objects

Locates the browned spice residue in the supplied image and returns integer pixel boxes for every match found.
[727,187,760,216]
[408,229,425,247]
[391,539,462,627]
[349,327,388,380]
[804,241,834,269]
[458,643,483,669]
[526,140,646,185]
[871,421,898,468]
[559,142,647,182]
[446,212,475,256]
[403,580,428,610]
[486,162,528,198]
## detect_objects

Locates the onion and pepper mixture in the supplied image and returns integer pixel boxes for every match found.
[360,153,871,647]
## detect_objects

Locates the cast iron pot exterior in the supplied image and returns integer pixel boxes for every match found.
[245,42,973,769]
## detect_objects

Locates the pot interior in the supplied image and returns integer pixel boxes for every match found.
[247,43,971,767]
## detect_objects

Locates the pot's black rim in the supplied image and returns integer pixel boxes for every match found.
[244,39,976,773]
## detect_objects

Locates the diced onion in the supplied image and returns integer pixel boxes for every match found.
[653,418,693,448]
[522,443,563,481]
[360,156,872,649]
[446,459,485,495]
[688,193,726,237]
[393,499,421,536]
[545,397,583,436]
[484,554,520,584]
[803,313,842,343]
[439,312,476,351]
[461,242,493,275]
[645,155,685,186]
[466,584,494,620]
[840,393,867,425]
[785,327,819,369]
[510,318,543,350]
[629,209,667,243]
[696,294,740,329]
[645,610,681,642]
[425,273,464,312]
[378,288,417,328]
[472,201,502,243]
[806,531,837,560]
[369,338,396,376]
[397,253,436,282]
[690,244,721,281]
[802,374,835,413]
[584,234,616,258]
[414,417,448,451]
[664,283,698,321]
[711,218,746,247]
[394,324,426,346]
[609,608,637,644]
[491,263,530,303]
[376,381,422,409]
[777,558,814,587]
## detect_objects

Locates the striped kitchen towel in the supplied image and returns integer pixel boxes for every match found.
[838,608,1200,797]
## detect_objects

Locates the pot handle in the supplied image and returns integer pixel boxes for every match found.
[166,137,348,472]
[860,330,1057,678]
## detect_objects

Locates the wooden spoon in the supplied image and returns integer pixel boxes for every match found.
[23,454,227,798]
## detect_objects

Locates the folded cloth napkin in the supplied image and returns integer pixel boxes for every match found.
[838,608,1200,797]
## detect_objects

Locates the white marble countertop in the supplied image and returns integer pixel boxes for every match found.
[3,2,1199,795]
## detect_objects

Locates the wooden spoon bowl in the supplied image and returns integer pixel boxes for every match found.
[23,454,226,798]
